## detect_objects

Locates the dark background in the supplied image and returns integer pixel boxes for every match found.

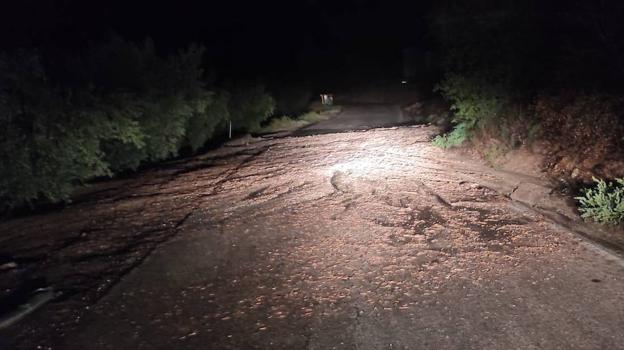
[0,0,433,85]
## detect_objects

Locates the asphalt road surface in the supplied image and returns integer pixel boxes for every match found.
[2,105,624,349]
[295,104,412,135]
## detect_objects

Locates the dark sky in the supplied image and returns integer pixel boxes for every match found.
[0,0,432,80]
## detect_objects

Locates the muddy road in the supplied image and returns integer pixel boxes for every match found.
[2,105,624,349]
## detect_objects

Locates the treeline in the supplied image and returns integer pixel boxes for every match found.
[0,36,276,211]
[430,1,624,180]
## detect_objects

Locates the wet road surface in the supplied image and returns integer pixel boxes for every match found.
[2,105,624,349]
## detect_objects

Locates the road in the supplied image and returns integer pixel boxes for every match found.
[295,104,411,135]
[2,104,624,349]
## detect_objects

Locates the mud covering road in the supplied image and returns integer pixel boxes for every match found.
[2,105,624,349]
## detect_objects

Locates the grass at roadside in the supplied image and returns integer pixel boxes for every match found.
[259,107,341,133]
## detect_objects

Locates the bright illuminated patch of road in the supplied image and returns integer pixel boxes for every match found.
[328,141,424,177]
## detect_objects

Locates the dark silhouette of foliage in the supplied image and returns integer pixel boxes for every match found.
[227,83,275,132]
[0,37,276,211]
[429,0,624,152]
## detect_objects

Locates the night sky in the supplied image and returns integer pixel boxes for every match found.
[0,0,432,82]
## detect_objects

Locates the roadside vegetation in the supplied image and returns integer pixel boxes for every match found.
[259,106,342,133]
[0,36,280,212]
[576,178,624,225]
[428,1,624,224]
[431,122,469,149]
[260,112,326,133]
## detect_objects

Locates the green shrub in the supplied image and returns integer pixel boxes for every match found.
[0,39,235,210]
[576,177,624,225]
[429,1,542,147]
[183,91,230,151]
[228,84,275,132]
[432,122,470,149]
[435,73,507,129]
[88,38,212,170]
[0,51,123,209]
[0,37,282,211]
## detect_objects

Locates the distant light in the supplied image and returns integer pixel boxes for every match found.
[401,80,408,84]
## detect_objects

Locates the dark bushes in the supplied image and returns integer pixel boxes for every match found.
[271,82,313,116]
[536,94,624,180]
[0,50,120,208]
[0,37,275,211]
[429,1,543,147]
[183,91,231,152]
[228,83,275,132]
[429,1,624,181]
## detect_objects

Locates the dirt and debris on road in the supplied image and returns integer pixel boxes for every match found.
[2,121,624,349]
